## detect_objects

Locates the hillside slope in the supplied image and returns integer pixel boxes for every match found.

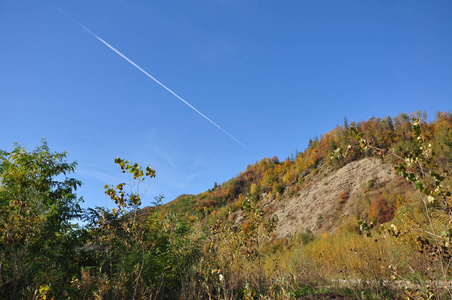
[271,157,396,237]
[160,111,451,238]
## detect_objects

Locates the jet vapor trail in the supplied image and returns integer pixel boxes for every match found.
[56,7,246,148]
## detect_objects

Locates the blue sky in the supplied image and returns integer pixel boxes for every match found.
[1,0,451,209]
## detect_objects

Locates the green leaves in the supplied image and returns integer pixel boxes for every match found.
[358,219,374,237]
[145,166,156,178]
[86,158,200,299]
[0,141,83,298]
[104,158,157,211]
[414,180,423,190]
[114,157,155,180]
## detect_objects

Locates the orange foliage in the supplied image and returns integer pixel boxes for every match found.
[167,111,452,224]
[338,189,350,204]
[368,194,395,224]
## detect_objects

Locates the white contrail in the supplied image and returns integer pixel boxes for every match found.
[56,7,246,148]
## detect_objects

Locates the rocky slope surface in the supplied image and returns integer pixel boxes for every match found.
[267,158,397,237]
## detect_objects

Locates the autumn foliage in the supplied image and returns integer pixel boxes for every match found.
[1,111,452,299]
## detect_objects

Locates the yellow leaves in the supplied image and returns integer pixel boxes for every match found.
[33,284,51,300]
[211,268,220,275]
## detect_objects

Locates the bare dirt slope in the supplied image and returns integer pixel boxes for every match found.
[270,158,397,237]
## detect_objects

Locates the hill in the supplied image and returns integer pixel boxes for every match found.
[139,110,452,298]
[160,111,451,236]
[3,111,450,299]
